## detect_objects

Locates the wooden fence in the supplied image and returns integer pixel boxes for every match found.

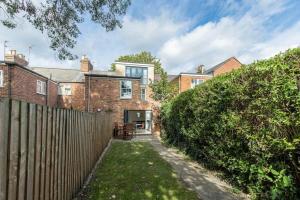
[0,98,113,200]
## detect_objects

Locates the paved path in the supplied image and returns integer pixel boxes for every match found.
[132,135,249,200]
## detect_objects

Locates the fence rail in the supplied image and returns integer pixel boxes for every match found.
[0,98,113,200]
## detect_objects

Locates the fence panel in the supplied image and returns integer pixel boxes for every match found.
[0,98,113,200]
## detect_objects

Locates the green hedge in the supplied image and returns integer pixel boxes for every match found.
[161,48,300,199]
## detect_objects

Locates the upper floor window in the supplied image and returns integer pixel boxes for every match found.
[0,70,3,87]
[141,87,146,101]
[120,80,132,99]
[37,80,46,95]
[58,84,72,96]
[125,67,148,85]
[191,79,204,88]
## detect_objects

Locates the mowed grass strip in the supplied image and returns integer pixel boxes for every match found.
[83,141,198,200]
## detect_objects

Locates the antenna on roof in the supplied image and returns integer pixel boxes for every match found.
[3,40,8,60]
[28,45,34,64]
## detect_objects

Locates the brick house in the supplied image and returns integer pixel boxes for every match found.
[0,50,58,107]
[170,57,242,93]
[85,62,158,133]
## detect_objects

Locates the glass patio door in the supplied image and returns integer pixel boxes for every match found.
[145,111,152,131]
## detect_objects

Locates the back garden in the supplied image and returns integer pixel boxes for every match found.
[161,48,300,199]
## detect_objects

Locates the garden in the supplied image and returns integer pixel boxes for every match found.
[161,48,300,199]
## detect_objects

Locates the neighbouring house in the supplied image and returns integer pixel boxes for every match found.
[170,57,242,93]
[0,50,58,107]
[0,49,241,135]
[205,57,242,76]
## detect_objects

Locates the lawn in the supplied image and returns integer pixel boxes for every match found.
[81,141,198,200]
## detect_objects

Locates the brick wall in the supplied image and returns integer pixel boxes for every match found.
[213,58,242,76]
[85,76,156,128]
[0,64,58,107]
[58,82,85,111]
[48,80,58,107]
[179,75,211,92]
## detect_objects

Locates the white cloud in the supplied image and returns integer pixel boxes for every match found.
[0,0,299,75]
[158,0,300,74]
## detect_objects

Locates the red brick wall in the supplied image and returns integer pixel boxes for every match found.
[48,81,58,107]
[213,58,242,76]
[10,66,48,105]
[58,82,85,111]
[179,75,211,92]
[85,76,156,128]
[0,64,58,107]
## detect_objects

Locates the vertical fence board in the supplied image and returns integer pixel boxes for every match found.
[0,98,9,200]
[53,109,60,200]
[45,107,52,200]
[50,108,56,200]
[26,103,36,200]
[34,105,42,200]
[39,106,47,199]
[7,100,20,200]
[18,102,28,200]
[0,98,113,200]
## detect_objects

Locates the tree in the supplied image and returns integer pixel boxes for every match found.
[112,51,177,102]
[112,51,164,74]
[0,0,131,59]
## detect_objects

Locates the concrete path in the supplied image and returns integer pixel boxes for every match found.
[132,135,249,200]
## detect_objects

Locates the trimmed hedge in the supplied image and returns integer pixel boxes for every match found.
[161,48,300,199]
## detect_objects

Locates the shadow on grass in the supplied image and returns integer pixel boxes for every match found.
[77,141,198,200]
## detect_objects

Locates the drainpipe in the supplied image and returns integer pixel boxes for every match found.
[88,75,91,112]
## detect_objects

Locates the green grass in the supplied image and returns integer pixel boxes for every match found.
[83,141,198,200]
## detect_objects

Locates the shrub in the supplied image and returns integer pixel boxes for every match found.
[161,48,300,199]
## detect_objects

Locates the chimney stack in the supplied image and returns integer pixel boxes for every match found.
[5,50,29,67]
[80,55,93,72]
[197,65,205,74]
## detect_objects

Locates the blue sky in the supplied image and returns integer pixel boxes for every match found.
[0,0,300,74]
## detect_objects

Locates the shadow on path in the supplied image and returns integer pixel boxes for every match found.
[133,135,249,200]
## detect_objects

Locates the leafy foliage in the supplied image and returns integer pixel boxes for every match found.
[0,0,131,59]
[161,48,300,199]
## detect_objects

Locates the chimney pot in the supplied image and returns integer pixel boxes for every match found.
[80,55,93,72]
[197,65,205,74]
[5,50,28,67]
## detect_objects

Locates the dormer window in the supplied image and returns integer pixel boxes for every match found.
[125,67,148,85]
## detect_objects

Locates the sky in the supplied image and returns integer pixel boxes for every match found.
[0,0,300,74]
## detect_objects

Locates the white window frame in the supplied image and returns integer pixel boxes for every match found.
[0,70,3,87]
[36,80,46,95]
[191,79,204,88]
[141,87,146,101]
[120,80,132,99]
[58,84,72,96]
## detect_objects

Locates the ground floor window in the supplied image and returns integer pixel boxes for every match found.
[191,79,204,88]
[124,110,152,132]
[120,80,132,99]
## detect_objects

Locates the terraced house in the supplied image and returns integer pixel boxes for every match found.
[0,50,241,134]
[170,57,242,93]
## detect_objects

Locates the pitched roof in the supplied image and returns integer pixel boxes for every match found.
[31,67,117,82]
[154,74,178,82]
[205,57,242,74]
